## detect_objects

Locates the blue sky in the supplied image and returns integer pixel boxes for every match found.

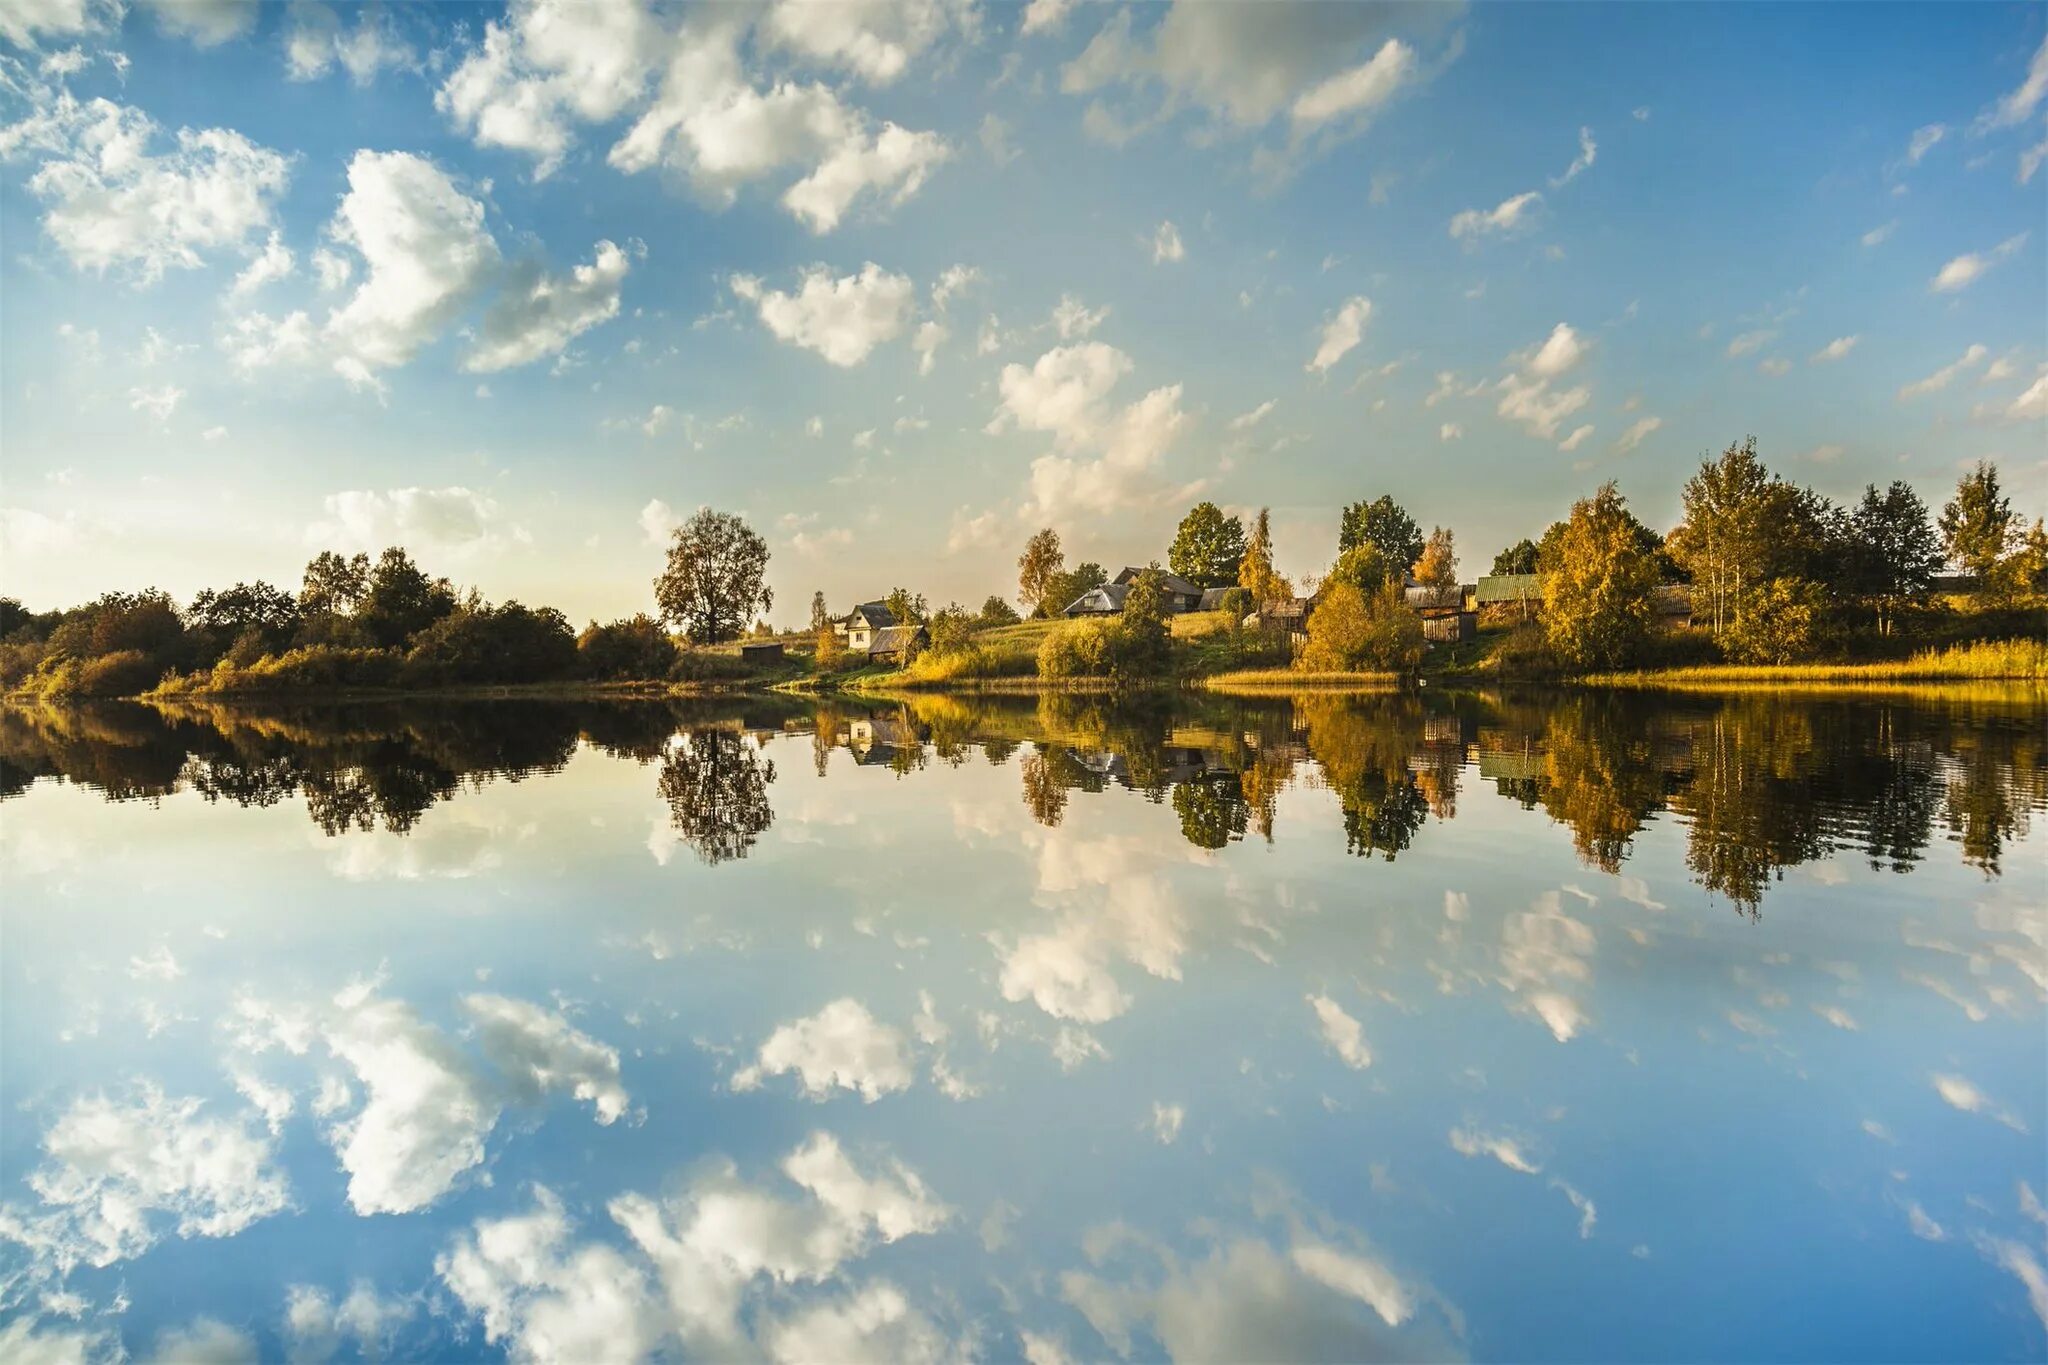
[2,0,2044,624]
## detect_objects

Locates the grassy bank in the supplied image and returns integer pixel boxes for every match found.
[1582,639,2048,688]
[1201,669,1403,694]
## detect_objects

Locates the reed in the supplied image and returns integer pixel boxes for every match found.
[1583,638,2048,686]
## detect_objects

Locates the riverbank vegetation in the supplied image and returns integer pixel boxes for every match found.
[4,446,2040,700]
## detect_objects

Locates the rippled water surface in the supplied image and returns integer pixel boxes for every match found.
[2,689,2044,1362]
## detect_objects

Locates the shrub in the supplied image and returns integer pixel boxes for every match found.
[77,650,164,696]
[1725,577,1832,665]
[669,649,758,683]
[1215,586,1253,620]
[1035,617,1166,682]
[577,615,679,680]
[404,602,577,685]
[1298,581,1424,673]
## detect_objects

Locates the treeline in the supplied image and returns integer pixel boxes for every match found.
[0,546,697,699]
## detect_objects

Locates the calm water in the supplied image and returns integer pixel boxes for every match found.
[1,689,2043,1363]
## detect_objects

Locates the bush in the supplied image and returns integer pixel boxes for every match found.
[668,649,758,683]
[0,638,50,691]
[1036,618,1167,682]
[155,646,405,694]
[1298,581,1424,673]
[404,602,577,685]
[577,615,678,680]
[1215,587,1253,620]
[1725,578,1833,664]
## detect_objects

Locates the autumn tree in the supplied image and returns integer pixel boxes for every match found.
[1018,527,1065,617]
[1939,461,2016,586]
[1413,526,1458,601]
[883,587,928,625]
[1168,501,1247,589]
[1238,508,1291,606]
[978,595,1021,626]
[1339,496,1424,578]
[1326,542,1391,597]
[1543,483,1658,669]
[653,508,773,644]
[1299,579,1423,672]
[1849,481,1941,634]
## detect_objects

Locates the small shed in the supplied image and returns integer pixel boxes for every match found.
[1650,584,1692,626]
[867,625,929,661]
[1422,612,1477,644]
[1063,584,1129,617]
[740,641,785,664]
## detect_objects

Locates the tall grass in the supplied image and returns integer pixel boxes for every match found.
[1202,668,1402,693]
[1584,638,2048,686]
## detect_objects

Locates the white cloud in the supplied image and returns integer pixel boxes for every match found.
[309,486,518,558]
[1974,32,2048,132]
[1900,122,1946,167]
[1497,890,1596,1041]
[229,230,293,297]
[1861,220,1897,248]
[640,498,684,546]
[1290,39,1416,130]
[437,0,664,179]
[1151,219,1185,263]
[1449,1124,1542,1173]
[464,993,631,1125]
[945,507,1001,553]
[1930,233,2028,293]
[1613,415,1661,454]
[2000,373,2048,422]
[2020,133,2048,185]
[283,1281,417,1364]
[1557,424,1594,453]
[1439,422,1462,442]
[1898,343,1987,400]
[284,1,416,85]
[1449,190,1540,242]
[1150,1102,1185,1144]
[465,239,630,373]
[760,0,957,86]
[1306,295,1371,373]
[1549,125,1596,187]
[764,1282,950,1365]
[730,998,914,1103]
[1052,293,1110,339]
[0,92,291,282]
[911,319,946,375]
[1228,399,1276,431]
[128,384,183,422]
[989,342,1191,520]
[1931,1073,2027,1131]
[731,263,914,367]
[1021,0,1077,36]
[1307,993,1370,1069]
[153,1317,259,1363]
[1724,329,1775,358]
[0,1083,289,1274]
[1810,335,1859,364]
[1522,322,1588,378]
[0,0,117,48]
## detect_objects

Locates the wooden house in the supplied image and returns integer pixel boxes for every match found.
[739,641,785,664]
[1111,566,1204,612]
[1422,612,1477,644]
[837,601,897,652]
[865,624,928,661]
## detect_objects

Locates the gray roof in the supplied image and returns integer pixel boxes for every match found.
[1064,584,1129,614]
[1197,586,1236,610]
[867,624,928,655]
[844,600,896,628]
[1114,566,1201,596]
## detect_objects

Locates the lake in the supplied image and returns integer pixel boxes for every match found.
[1,688,2043,1362]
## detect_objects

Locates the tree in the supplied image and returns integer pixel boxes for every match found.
[809,591,831,632]
[300,551,369,616]
[188,581,301,659]
[1666,437,1835,637]
[929,601,976,652]
[577,615,678,680]
[653,508,773,644]
[1722,577,1828,664]
[1850,481,1941,634]
[1118,565,1173,671]
[1298,579,1423,672]
[1238,508,1290,606]
[1339,496,1423,577]
[1326,542,1391,597]
[2005,519,2048,596]
[1939,461,2016,585]
[1413,526,1457,600]
[977,595,1021,627]
[406,601,577,683]
[1543,483,1658,669]
[1018,528,1065,617]
[1042,561,1107,617]
[358,547,456,648]
[882,587,928,625]
[1168,502,1247,589]
[1492,539,1539,576]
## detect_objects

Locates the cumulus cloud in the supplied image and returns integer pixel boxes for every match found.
[1449,1123,1541,1173]
[283,1281,418,1364]
[1307,295,1371,373]
[1497,890,1596,1041]
[309,486,521,559]
[1496,376,1588,441]
[988,342,1192,521]
[1151,219,1185,263]
[229,230,293,297]
[1290,39,1417,130]
[1052,293,1110,339]
[284,1,416,85]
[731,263,914,367]
[464,994,631,1125]
[0,0,119,48]
[1450,190,1540,242]
[0,91,291,282]
[466,239,631,372]
[604,11,949,232]
[0,1083,289,1276]
[1898,343,1988,400]
[731,998,915,1102]
[1307,993,1371,1068]
[1930,233,2028,293]
[138,0,257,47]
[760,0,959,86]
[640,498,684,546]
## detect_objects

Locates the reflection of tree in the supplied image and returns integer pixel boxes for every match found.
[1536,697,1668,872]
[1237,752,1292,842]
[1668,703,1827,918]
[1172,773,1248,849]
[1020,746,1070,828]
[657,729,776,865]
[981,737,1019,765]
[1300,695,1430,861]
[303,746,457,835]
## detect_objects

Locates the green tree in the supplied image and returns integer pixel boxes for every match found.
[808,591,830,632]
[1042,561,1107,616]
[1018,527,1065,617]
[1299,579,1423,672]
[1326,542,1391,597]
[1668,438,1775,636]
[1723,577,1828,664]
[1238,508,1290,606]
[1491,539,1540,576]
[1939,461,2016,586]
[357,548,456,648]
[1543,483,1658,669]
[1117,565,1173,671]
[882,587,928,625]
[977,595,1021,626]
[653,509,773,644]
[1168,502,1247,588]
[577,615,678,680]
[299,550,370,616]
[1339,496,1424,576]
[1850,481,1941,634]
[188,581,301,659]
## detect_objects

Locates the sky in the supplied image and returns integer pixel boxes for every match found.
[1,0,2045,626]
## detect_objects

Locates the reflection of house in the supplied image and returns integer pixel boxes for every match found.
[847,713,924,764]
[1063,568,1204,617]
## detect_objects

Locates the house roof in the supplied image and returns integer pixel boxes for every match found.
[867,624,925,653]
[1474,574,1541,603]
[1113,566,1201,596]
[1066,583,1130,613]
[844,600,896,628]
[1197,586,1236,610]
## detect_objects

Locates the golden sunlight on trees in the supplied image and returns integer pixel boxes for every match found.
[1542,482,1658,669]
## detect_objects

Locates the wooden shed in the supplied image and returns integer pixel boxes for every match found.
[740,641,785,664]
[1422,612,1477,644]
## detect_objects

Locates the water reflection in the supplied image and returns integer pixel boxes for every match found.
[0,687,2043,1361]
[3,687,2041,909]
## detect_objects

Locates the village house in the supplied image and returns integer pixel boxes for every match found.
[1062,567,1205,617]
[835,601,929,660]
